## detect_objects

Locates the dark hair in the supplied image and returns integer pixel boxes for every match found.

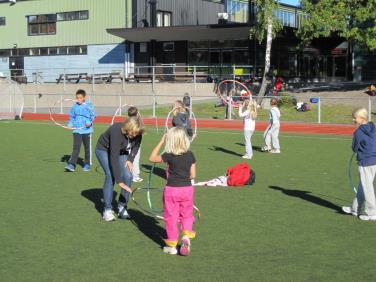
[128,106,139,117]
[270,98,278,106]
[76,89,86,97]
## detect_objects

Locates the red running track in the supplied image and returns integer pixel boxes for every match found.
[22,113,355,136]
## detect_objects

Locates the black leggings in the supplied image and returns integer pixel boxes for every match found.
[69,133,91,165]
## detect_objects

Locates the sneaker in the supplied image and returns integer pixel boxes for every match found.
[359,214,376,221]
[261,146,270,152]
[342,206,358,216]
[163,246,178,255]
[269,149,281,154]
[132,177,143,183]
[179,235,191,256]
[242,155,252,159]
[118,206,131,219]
[83,164,91,172]
[102,209,116,222]
[64,164,75,172]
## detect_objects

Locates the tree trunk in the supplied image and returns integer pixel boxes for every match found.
[257,18,273,104]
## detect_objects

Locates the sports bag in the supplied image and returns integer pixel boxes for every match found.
[226,163,255,186]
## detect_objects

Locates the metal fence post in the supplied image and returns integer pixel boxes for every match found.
[92,67,95,93]
[318,97,321,124]
[152,66,156,118]
[63,68,66,93]
[119,95,122,116]
[60,95,63,114]
[33,94,37,113]
[369,96,372,122]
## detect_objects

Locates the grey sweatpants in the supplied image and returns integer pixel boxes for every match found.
[244,130,254,157]
[352,165,376,216]
[264,123,280,150]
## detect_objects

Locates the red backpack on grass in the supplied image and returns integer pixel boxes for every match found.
[226,163,255,186]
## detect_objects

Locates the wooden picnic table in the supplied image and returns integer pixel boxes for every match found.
[86,72,124,83]
[56,73,88,84]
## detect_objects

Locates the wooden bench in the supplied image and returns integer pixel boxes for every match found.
[56,73,87,84]
[86,72,124,83]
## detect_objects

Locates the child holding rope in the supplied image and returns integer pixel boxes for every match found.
[65,89,96,172]
[262,98,281,153]
[342,108,376,221]
[239,98,258,159]
[172,100,193,137]
[149,127,196,255]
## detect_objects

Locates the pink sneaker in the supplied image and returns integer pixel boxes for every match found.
[180,236,191,256]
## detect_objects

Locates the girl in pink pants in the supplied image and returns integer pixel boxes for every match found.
[149,127,197,255]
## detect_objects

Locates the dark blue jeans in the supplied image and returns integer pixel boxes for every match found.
[95,148,133,211]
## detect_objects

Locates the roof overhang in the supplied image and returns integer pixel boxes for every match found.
[107,24,251,42]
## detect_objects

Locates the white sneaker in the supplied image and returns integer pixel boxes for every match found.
[102,209,116,222]
[359,214,376,221]
[342,206,358,216]
[118,206,131,219]
[242,155,252,159]
[133,177,143,183]
[261,146,270,152]
[269,149,281,154]
[163,246,178,255]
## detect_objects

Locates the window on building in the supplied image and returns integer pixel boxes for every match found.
[48,47,57,55]
[163,42,174,52]
[58,47,68,55]
[139,43,147,53]
[57,10,89,21]
[0,49,10,57]
[157,11,172,27]
[226,0,249,23]
[27,14,56,36]
[29,48,40,56]
[0,17,5,26]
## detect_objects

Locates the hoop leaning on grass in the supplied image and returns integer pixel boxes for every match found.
[49,98,95,130]
[131,106,200,220]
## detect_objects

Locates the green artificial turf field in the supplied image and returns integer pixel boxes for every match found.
[1,121,376,281]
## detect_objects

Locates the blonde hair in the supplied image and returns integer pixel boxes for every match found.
[165,127,190,155]
[122,116,145,136]
[173,100,186,115]
[247,99,258,119]
[352,108,368,122]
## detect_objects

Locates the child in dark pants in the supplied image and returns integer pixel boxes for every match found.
[65,89,96,172]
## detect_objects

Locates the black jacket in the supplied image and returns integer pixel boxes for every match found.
[96,123,142,183]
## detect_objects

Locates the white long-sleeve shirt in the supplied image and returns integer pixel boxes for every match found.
[239,108,256,131]
[269,106,281,125]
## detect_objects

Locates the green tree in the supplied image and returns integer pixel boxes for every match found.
[250,0,282,100]
[297,0,376,79]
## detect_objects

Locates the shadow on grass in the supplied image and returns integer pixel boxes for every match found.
[235,143,264,153]
[268,185,342,212]
[141,164,166,179]
[61,154,85,167]
[209,146,243,157]
[81,188,118,214]
[128,209,165,248]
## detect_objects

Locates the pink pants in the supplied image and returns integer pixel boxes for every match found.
[163,186,196,247]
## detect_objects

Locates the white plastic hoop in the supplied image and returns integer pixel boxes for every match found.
[165,106,197,142]
[111,103,141,125]
[49,98,94,130]
[215,80,253,109]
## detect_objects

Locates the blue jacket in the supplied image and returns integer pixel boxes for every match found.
[68,101,96,134]
[352,122,376,166]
